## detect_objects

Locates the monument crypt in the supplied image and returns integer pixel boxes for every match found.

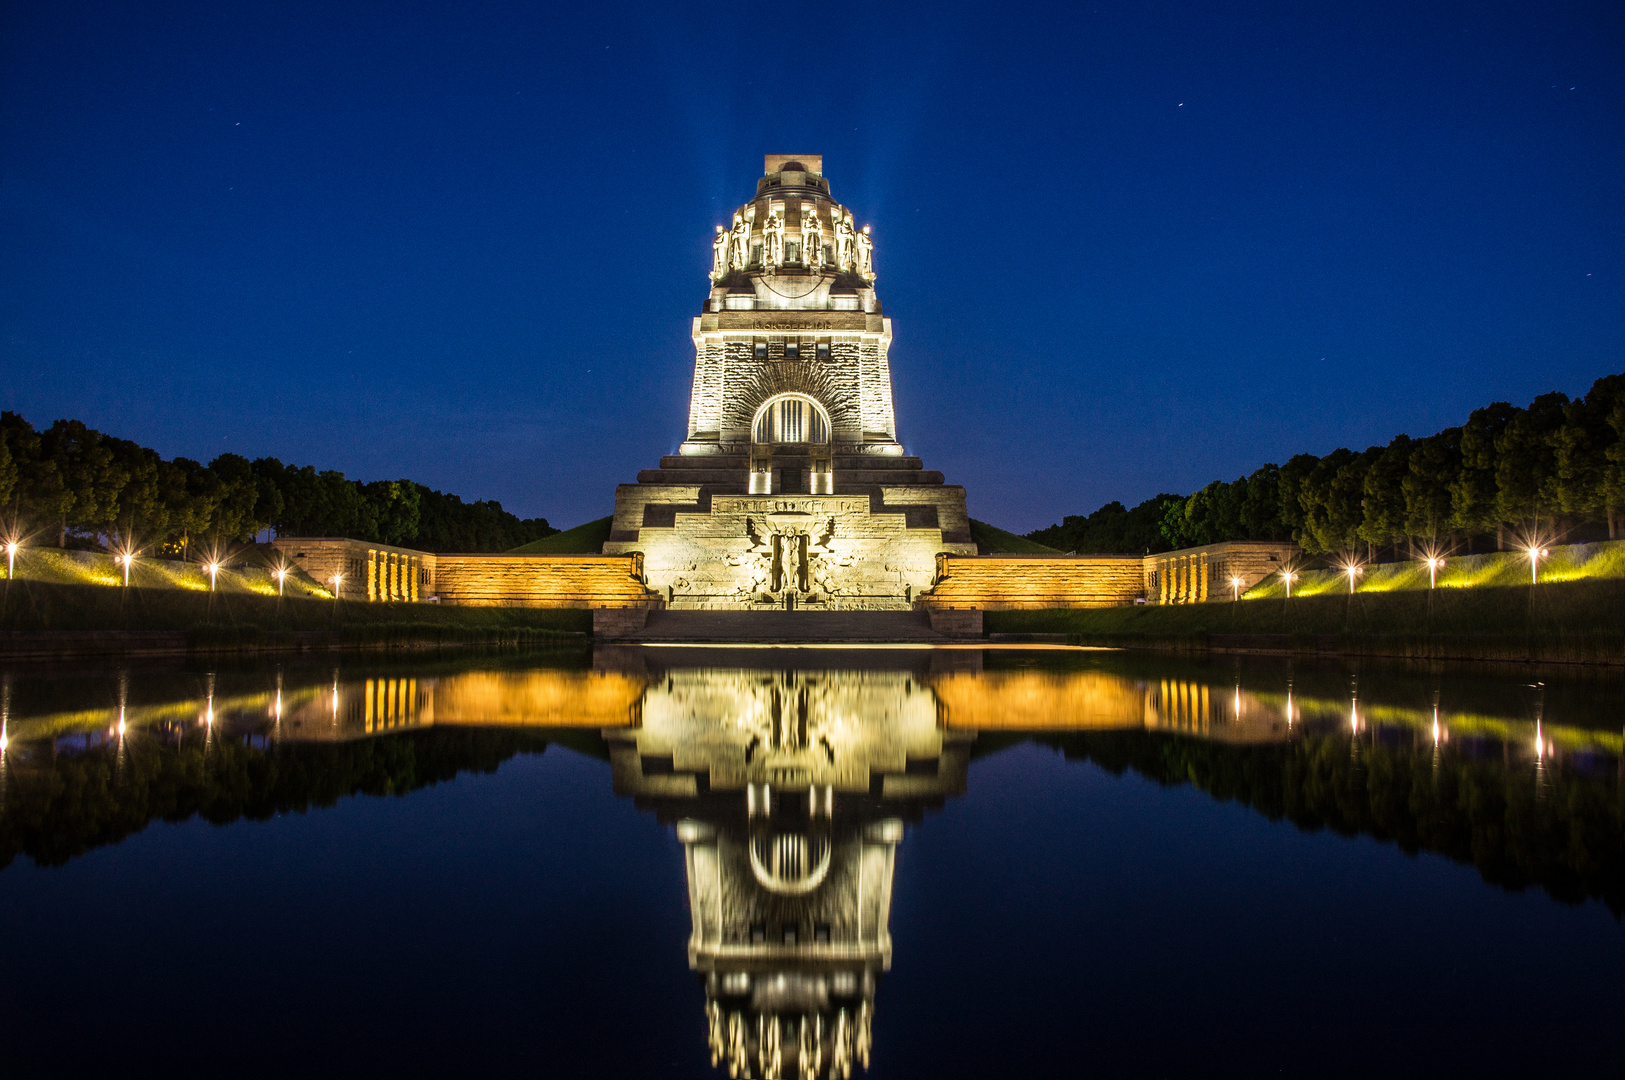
[273,155,1297,623]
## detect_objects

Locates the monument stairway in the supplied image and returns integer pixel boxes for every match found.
[616,609,950,644]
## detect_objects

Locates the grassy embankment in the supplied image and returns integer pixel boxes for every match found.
[0,547,589,655]
[969,519,1060,554]
[988,541,1625,664]
[508,516,613,554]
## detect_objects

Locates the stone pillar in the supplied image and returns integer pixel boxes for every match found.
[367,550,378,601]
[409,557,419,602]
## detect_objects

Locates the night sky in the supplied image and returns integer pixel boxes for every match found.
[2,2,1620,533]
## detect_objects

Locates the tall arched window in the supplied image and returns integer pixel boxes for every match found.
[752,394,830,445]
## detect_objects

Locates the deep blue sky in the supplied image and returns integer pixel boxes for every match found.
[2,1,1621,532]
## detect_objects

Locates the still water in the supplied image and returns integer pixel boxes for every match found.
[0,646,1619,1077]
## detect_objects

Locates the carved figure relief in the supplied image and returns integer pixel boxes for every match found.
[834,213,856,272]
[742,514,841,604]
[762,212,785,271]
[729,212,750,271]
[855,225,874,281]
[711,225,731,280]
[802,204,825,271]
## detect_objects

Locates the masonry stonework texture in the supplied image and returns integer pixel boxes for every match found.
[603,155,976,610]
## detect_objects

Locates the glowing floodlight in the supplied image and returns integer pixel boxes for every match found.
[205,560,221,591]
[1230,575,1243,601]
[1424,555,1443,589]
[116,549,137,587]
[274,566,289,596]
[1340,561,1363,594]
[1525,546,1548,585]
[330,572,343,600]
[1280,568,1297,598]
[4,539,17,579]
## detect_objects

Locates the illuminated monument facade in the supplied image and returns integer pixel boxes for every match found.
[605,155,976,610]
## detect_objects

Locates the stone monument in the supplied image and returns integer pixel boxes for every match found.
[606,155,976,610]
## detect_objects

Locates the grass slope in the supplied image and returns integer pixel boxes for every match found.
[508,516,613,554]
[0,579,591,636]
[1247,540,1625,598]
[969,519,1060,555]
[987,577,1625,663]
[0,545,330,598]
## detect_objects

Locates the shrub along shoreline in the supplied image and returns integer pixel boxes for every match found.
[0,579,590,659]
[986,577,1625,665]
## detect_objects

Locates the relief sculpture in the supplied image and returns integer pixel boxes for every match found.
[762,212,785,271]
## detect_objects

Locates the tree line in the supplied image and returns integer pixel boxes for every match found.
[1029,373,1625,557]
[0,412,557,555]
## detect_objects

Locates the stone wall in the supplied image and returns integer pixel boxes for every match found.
[1144,540,1299,604]
[433,554,660,608]
[920,554,1146,610]
[270,538,434,601]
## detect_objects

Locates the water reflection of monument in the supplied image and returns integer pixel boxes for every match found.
[607,670,971,1079]
[9,657,1618,1074]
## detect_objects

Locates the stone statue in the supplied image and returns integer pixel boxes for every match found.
[762,212,784,271]
[802,206,824,271]
[834,213,856,271]
[711,225,731,280]
[729,212,750,271]
[855,225,874,280]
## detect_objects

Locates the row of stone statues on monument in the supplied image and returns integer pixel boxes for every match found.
[712,207,873,280]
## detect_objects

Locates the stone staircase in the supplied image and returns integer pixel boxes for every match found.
[613,609,950,643]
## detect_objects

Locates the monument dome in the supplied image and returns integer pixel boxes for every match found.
[604,155,976,610]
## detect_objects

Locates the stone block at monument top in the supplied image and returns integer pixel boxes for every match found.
[604,155,976,610]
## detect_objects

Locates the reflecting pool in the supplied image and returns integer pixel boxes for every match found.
[0,647,1619,1076]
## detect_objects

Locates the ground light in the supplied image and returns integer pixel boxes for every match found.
[1230,575,1243,601]
[4,539,17,579]
[1280,569,1296,598]
[1525,546,1549,584]
[330,573,343,602]
[1425,555,1443,589]
[205,560,221,592]
[274,566,288,596]
[1340,560,1363,594]
[116,550,136,586]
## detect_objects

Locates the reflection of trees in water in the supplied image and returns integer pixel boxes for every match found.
[1041,730,1624,916]
[0,729,551,869]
